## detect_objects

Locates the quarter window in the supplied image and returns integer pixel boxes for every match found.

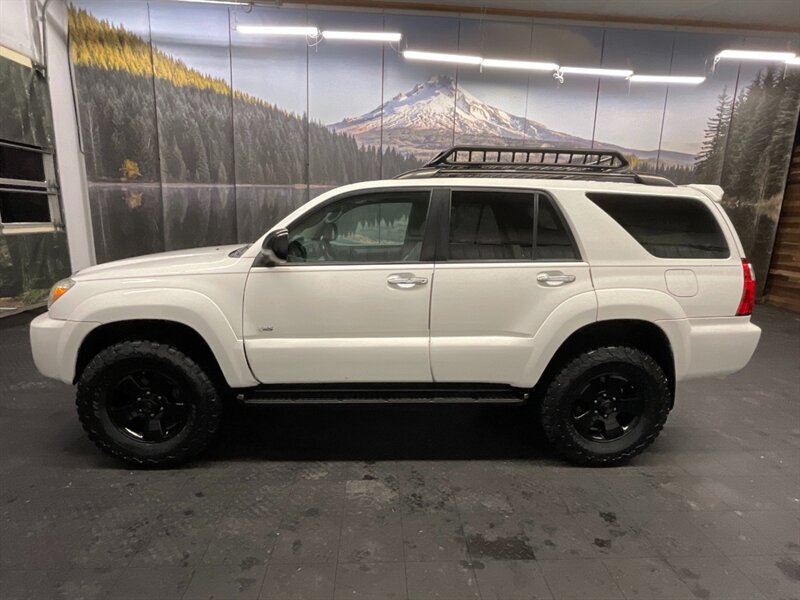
[586,193,729,259]
[286,191,430,263]
[448,190,577,261]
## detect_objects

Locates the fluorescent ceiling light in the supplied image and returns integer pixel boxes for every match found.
[403,50,482,65]
[786,57,800,65]
[629,74,706,84]
[322,31,401,42]
[715,49,796,62]
[481,58,558,71]
[559,66,633,78]
[236,25,319,36]
[175,0,250,5]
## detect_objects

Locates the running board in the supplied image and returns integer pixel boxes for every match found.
[238,384,528,405]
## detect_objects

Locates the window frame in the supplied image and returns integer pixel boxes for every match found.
[441,186,582,263]
[0,139,61,234]
[273,186,437,267]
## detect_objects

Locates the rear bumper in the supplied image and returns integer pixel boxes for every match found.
[658,316,761,381]
[30,313,99,384]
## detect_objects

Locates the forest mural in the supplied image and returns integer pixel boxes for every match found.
[69,1,800,294]
[0,55,70,309]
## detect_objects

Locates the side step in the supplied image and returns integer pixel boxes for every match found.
[238,383,528,405]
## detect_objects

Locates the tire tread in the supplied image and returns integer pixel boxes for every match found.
[540,345,671,467]
[76,340,222,468]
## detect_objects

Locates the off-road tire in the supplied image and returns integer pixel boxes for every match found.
[76,340,222,468]
[540,346,671,467]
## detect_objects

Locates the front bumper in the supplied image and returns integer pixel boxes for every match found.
[30,313,99,384]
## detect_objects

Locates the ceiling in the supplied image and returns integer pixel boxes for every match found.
[333,0,800,34]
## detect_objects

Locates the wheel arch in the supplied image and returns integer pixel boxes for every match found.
[535,319,676,404]
[74,319,247,391]
[64,287,258,388]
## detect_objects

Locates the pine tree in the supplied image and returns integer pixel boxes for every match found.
[195,140,211,182]
[694,87,732,184]
[763,72,800,198]
[216,162,228,184]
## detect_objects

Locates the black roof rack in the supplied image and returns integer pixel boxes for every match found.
[394,146,675,187]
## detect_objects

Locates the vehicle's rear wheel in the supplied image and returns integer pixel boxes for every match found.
[76,340,222,468]
[540,346,671,467]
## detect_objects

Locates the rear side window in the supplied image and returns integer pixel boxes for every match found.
[537,196,579,260]
[586,193,729,259]
[448,190,578,261]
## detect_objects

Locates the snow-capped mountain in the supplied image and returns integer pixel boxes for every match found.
[329,75,693,165]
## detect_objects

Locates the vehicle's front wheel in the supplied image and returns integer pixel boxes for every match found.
[76,340,222,467]
[540,346,671,467]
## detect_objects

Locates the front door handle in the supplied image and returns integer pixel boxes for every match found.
[537,271,576,286]
[387,274,428,288]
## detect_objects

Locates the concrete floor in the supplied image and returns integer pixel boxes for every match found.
[0,306,798,600]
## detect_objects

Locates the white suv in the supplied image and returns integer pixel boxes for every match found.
[30,147,761,467]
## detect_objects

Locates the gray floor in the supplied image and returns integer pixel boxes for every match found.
[0,306,798,600]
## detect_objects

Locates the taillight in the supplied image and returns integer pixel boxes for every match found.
[736,259,755,316]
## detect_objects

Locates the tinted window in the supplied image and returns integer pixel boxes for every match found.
[587,193,729,259]
[448,190,577,261]
[0,191,51,223]
[287,191,429,263]
[0,145,46,181]
[536,196,578,260]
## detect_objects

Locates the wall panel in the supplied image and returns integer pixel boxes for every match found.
[68,1,800,293]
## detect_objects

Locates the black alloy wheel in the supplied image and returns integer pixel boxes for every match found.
[76,340,222,467]
[539,345,672,467]
[571,373,644,442]
[107,369,192,443]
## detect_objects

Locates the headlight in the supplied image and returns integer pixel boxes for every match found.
[48,278,75,308]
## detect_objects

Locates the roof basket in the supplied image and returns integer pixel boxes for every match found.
[426,146,629,171]
[395,145,675,187]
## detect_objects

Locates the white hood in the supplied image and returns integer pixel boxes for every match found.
[74,244,249,281]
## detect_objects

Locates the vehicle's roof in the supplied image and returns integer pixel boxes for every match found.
[332,177,707,197]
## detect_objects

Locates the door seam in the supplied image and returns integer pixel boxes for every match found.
[427,265,436,382]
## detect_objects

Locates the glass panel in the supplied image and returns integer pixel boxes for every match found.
[587,193,729,259]
[287,191,430,263]
[449,190,535,261]
[0,145,46,181]
[0,190,51,223]
[536,196,578,260]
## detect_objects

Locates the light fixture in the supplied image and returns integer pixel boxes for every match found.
[481,58,559,72]
[786,57,800,65]
[559,66,634,78]
[235,25,320,36]
[175,0,251,5]
[628,74,706,84]
[403,50,483,65]
[715,49,796,62]
[322,31,401,42]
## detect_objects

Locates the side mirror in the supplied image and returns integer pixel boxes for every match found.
[260,228,288,267]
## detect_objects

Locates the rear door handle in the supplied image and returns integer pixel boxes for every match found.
[537,271,576,286]
[387,274,428,288]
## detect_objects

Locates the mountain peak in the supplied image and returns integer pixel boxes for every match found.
[425,74,455,88]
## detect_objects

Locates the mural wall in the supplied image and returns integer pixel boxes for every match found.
[69,1,800,293]
[0,53,70,310]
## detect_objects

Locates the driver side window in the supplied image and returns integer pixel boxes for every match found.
[286,191,430,264]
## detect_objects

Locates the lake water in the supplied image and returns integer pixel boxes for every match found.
[89,183,312,263]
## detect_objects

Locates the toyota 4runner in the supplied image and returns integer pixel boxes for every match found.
[30,147,761,467]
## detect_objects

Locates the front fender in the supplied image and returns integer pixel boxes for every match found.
[66,288,258,387]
